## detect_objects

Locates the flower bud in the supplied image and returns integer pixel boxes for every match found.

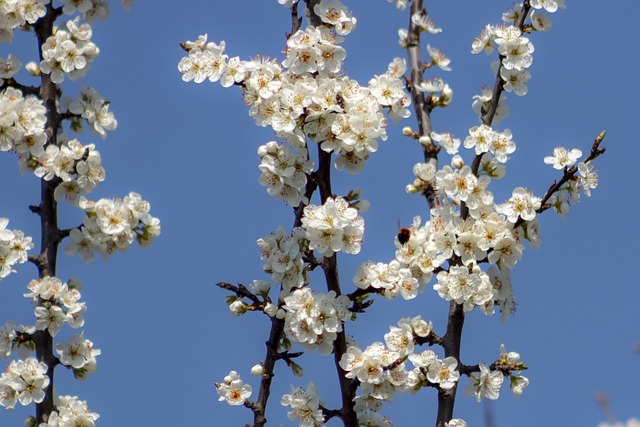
[251,363,265,376]
[223,371,238,385]
[229,300,247,316]
[290,361,304,377]
[411,318,432,337]
[418,135,432,146]
[451,155,464,169]
[25,62,40,77]
[402,126,414,136]
[439,84,453,106]
[264,302,278,317]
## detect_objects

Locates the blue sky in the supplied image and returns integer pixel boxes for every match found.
[1,1,638,426]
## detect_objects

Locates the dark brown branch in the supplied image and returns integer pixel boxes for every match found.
[1,78,40,96]
[512,130,606,230]
[216,282,264,307]
[406,0,441,210]
[251,315,286,427]
[32,3,63,423]
[314,142,358,426]
[434,301,465,427]
[460,360,527,378]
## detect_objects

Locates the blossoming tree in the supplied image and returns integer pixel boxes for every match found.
[180,0,604,426]
[0,1,159,425]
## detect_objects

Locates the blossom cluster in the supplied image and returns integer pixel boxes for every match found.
[179,0,410,184]
[543,146,599,218]
[24,276,87,337]
[434,265,494,313]
[34,135,107,203]
[65,85,118,138]
[56,333,100,380]
[353,259,423,301]
[338,316,459,414]
[0,0,47,43]
[283,288,350,355]
[258,141,314,207]
[40,18,99,83]
[301,196,364,257]
[0,53,21,84]
[470,1,565,110]
[463,125,515,162]
[216,371,252,406]
[354,203,529,317]
[465,345,528,401]
[39,394,100,427]
[257,225,306,294]
[0,85,111,204]
[0,0,134,33]
[204,1,590,424]
[416,77,453,110]
[0,87,47,156]
[64,192,161,262]
[280,382,324,427]
[0,218,33,280]
[0,357,49,409]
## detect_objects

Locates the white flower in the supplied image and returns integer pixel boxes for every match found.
[411,11,441,34]
[281,382,324,426]
[56,333,100,372]
[544,146,583,169]
[283,288,350,354]
[314,0,357,36]
[258,142,314,207]
[498,187,541,223]
[44,395,100,427]
[301,197,364,257]
[465,363,503,401]
[430,131,460,155]
[510,375,529,396]
[500,66,531,96]
[472,25,495,55]
[498,34,534,71]
[434,266,494,312]
[178,36,228,84]
[578,161,598,197]
[472,87,509,125]
[427,44,451,71]
[217,371,252,405]
[0,357,50,408]
[384,322,414,356]
[487,236,523,269]
[34,305,66,337]
[426,356,460,390]
[531,10,553,32]
[464,124,496,155]
[410,316,432,337]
